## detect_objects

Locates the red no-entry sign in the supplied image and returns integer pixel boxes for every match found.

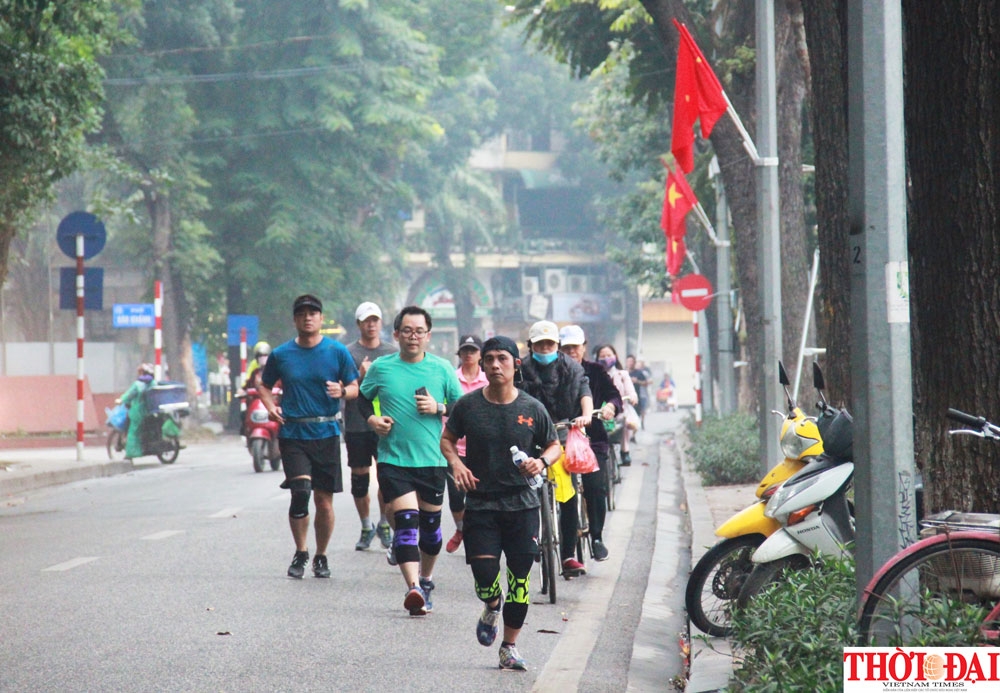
[675,273,714,311]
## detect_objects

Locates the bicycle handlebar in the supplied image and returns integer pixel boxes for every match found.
[947,408,1000,439]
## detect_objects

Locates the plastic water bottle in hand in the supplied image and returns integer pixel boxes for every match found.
[511,446,544,489]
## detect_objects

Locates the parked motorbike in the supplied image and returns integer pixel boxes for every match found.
[106,381,189,464]
[237,387,282,473]
[684,362,828,636]
[735,380,855,610]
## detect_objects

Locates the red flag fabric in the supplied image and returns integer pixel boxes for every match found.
[670,19,728,173]
[665,234,686,277]
[660,167,699,240]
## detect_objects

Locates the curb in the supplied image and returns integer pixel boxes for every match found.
[0,460,142,498]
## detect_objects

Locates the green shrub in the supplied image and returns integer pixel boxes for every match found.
[728,556,857,693]
[685,412,760,485]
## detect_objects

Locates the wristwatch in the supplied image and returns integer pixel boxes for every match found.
[540,455,551,469]
[436,402,446,416]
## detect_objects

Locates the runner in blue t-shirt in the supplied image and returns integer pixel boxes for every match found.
[260,294,359,580]
[359,305,463,616]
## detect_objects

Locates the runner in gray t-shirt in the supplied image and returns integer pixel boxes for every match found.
[344,302,397,550]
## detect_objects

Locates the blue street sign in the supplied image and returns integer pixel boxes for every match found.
[56,211,107,260]
[58,268,104,310]
[113,303,156,328]
[226,315,259,347]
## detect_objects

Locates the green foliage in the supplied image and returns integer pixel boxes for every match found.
[685,412,760,485]
[729,556,857,693]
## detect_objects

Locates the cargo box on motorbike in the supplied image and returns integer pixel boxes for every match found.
[145,382,190,415]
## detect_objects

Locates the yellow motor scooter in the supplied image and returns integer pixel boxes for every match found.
[684,362,826,637]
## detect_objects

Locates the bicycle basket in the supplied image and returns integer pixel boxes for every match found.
[920,512,1000,598]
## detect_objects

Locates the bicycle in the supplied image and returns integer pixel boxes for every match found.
[857,408,1000,646]
[537,466,561,604]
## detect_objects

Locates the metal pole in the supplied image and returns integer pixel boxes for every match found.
[793,249,821,400]
[711,158,735,414]
[693,311,702,426]
[847,0,915,597]
[75,234,85,461]
[154,280,163,382]
[756,0,782,470]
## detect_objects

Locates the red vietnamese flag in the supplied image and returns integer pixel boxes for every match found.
[665,234,686,277]
[670,19,728,173]
[660,166,699,240]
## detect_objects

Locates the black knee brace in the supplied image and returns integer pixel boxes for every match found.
[350,472,370,499]
[394,510,420,564]
[504,553,533,629]
[418,509,442,556]
[470,556,502,602]
[287,478,312,519]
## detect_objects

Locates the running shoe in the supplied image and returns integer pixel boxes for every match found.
[419,577,435,612]
[446,530,463,553]
[562,557,586,577]
[312,554,331,578]
[476,593,504,646]
[498,643,527,671]
[355,526,377,551]
[592,540,609,562]
[620,452,632,466]
[287,550,309,579]
[376,521,393,549]
[386,544,398,566]
[404,586,427,616]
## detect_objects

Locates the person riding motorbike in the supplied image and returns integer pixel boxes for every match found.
[116,363,155,459]
[244,341,272,390]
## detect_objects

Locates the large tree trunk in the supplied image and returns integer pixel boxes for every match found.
[904,1,1000,512]
[800,0,852,407]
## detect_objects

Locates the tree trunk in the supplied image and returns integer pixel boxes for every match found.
[904,1,1000,512]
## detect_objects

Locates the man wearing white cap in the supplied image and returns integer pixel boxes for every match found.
[344,302,398,550]
[516,320,593,577]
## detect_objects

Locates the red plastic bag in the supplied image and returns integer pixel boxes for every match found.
[563,426,599,474]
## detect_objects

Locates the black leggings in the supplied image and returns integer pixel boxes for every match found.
[558,454,608,560]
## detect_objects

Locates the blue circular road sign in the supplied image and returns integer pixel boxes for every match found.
[56,211,107,260]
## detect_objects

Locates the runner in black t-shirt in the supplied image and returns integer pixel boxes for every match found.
[442,336,560,672]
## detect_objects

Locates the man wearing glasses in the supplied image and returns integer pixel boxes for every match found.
[359,305,464,615]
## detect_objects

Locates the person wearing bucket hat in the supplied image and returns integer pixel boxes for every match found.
[559,326,621,563]
[442,334,561,670]
[517,320,593,577]
[444,334,488,554]
[344,301,397,552]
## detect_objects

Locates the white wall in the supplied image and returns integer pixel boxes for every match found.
[1,342,144,393]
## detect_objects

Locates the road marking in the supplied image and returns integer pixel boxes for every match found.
[209,507,242,518]
[141,530,184,541]
[533,458,646,692]
[42,557,99,572]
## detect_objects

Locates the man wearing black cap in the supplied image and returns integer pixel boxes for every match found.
[259,294,360,579]
[442,336,561,671]
[445,334,488,553]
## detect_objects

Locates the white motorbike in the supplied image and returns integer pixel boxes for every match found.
[735,390,855,609]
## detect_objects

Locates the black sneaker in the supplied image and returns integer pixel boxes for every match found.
[287,550,309,579]
[620,452,632,466]
[312,554,330,578]
[592,540,609,562]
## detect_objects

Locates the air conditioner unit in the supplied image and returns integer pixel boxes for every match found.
[609,292,626,320]
[567,274,590,293]
[590,275,607,293]
[521,276,540,296]
[544,268,567,294]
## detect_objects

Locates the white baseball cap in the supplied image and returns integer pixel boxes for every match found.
[355,302,382,321]
[559,324,586,346]
[528,320,560,343]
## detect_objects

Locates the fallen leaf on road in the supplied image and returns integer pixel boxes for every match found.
[537,629,559,634]
[216,631,231,636]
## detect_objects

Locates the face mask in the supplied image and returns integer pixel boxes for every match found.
[599,356,617,370]
[532,351,558,366]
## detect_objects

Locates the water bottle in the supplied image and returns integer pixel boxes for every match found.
[511,445,544,489]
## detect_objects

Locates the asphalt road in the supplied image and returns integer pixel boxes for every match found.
[0,430,681,692]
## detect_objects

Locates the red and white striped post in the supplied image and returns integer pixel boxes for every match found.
[75,234,86,460]
[239,328,248,414]
[153,280,163,382]
[693,311,703,427]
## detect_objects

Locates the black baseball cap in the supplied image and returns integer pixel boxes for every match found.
[457,334,483,354]
[481,335,520,362]
[292,294,323,314]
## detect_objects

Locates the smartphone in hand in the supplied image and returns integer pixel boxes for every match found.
[415,387,429,397]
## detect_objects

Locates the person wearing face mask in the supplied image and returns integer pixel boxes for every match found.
[516,320,595,575]
[594,344,639,466]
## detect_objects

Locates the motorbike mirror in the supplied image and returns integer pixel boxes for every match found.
[812,361,829,408]
[777,361,794,410]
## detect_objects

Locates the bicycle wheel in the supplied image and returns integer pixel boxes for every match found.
[538,483,559,604]
[685,534,764,637]
[859,537,1000,646]
[604,446,617,512]
[576,478,591,562]
[106,429,126,461]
